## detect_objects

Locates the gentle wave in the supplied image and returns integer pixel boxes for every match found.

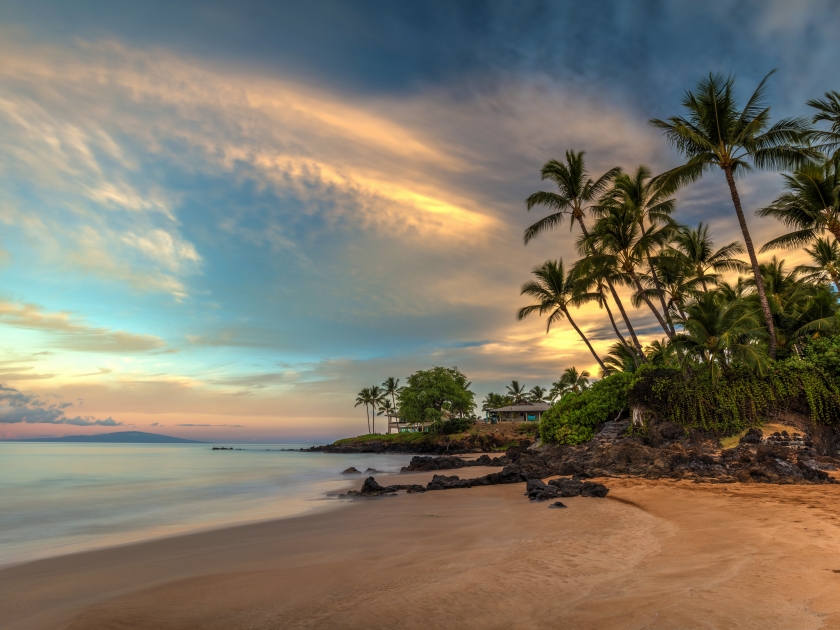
[0,443,411,566]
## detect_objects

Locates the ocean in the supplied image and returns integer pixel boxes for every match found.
[0,442,412,567]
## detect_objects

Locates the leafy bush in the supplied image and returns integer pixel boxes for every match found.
[433,416,474,435]
[539,372,634,444]
[802,334,840,380]
[628,358,840,435]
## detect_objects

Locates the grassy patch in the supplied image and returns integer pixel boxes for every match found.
[719,429,748,450]
[333,432,431,445]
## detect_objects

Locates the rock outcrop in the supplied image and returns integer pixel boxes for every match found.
[400,454,509,472]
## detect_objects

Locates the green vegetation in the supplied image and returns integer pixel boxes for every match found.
[521,72,840,445]
[398,366,476,433]
[539,372,634,444]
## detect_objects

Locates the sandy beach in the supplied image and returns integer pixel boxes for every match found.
[2,468,840,630]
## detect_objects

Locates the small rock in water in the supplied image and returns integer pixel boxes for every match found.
[364,468,382,473]
[342,467,361,474]
[549,501,567,509]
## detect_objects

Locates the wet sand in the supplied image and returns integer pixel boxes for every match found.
[2,470,840,629]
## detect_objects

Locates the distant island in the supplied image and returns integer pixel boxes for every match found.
[7,431,204,444]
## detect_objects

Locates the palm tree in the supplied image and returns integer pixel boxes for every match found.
[524,151,640,352]
[752,257,838,356]
[650,71,816,358]
[758,157,840,251]
[367,385,386,434]
[354,387,372,434]
[377,399,396,431]
[381,377,401,410]
[808,90,840,156]
[528,385,547,402]
[598,165,678,333]
[584,203,675,338]
[666,223,749,292]
[505,380,528,404]
[524,150,620,243]
[518,259,609,373]
[558,367,591,394]
[572,250,644,358]
[673,292,768,386]
[795,237,840,293]
[602,342,639,374]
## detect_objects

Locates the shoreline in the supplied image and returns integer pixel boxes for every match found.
[3,474,840,629]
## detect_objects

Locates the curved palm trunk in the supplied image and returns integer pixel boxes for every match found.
[603,296,639,368]
[723,165,777,359]
[647,255,675,335]
[603,297,629,348]
[365,405,371,434]
[606,279,646,359]
[576,214,646,360]
[628,268,674,339]
[563,308,609,373]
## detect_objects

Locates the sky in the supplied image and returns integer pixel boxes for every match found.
[1,0,839,442]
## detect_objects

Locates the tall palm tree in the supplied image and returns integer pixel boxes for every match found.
[524,151,640,351]
[505,380,528,404]
[524,150,620,243]
[367,385,386,434]
[667,223,749,292]
[354,387,372,434]
[650,71,816,358]
[381,377,401,410]
[572,250,644,358]
[598,165,678,333]
[795,237,840,293]
[808,90,840,156]
[758,157,840,250]
[528,385,547,402]
[584,203,675,338]
[517,259,609,373]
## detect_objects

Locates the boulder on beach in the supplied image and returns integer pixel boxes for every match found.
[342,467,361,474]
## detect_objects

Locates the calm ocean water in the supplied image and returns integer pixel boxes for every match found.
[0,443,412,567]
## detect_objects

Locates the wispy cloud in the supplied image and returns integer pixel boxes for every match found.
[0,301,167,353]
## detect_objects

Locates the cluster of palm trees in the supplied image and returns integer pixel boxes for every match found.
[481,368,591,412]
[518,73,840,381]
[354,377,400,434]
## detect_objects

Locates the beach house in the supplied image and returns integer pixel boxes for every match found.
[485,400,550,423]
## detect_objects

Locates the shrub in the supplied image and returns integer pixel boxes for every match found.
[433,416,474,435]
[539,372,634,444]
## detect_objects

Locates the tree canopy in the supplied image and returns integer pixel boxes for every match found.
[397,366,476,424]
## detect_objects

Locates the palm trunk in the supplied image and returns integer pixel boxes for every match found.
[629,268,674,339]
[606,278,646,359]
[577,215,645,360]
[603,296,629,348]
[647,254,675,335]
[564,308,609,374]
[365,405,371,434]
[723,165,777,359]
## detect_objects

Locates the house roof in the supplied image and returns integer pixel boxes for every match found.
[488,402,551,413]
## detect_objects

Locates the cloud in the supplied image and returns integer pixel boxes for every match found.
[0,301,167,353]
[0,383,121,425]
